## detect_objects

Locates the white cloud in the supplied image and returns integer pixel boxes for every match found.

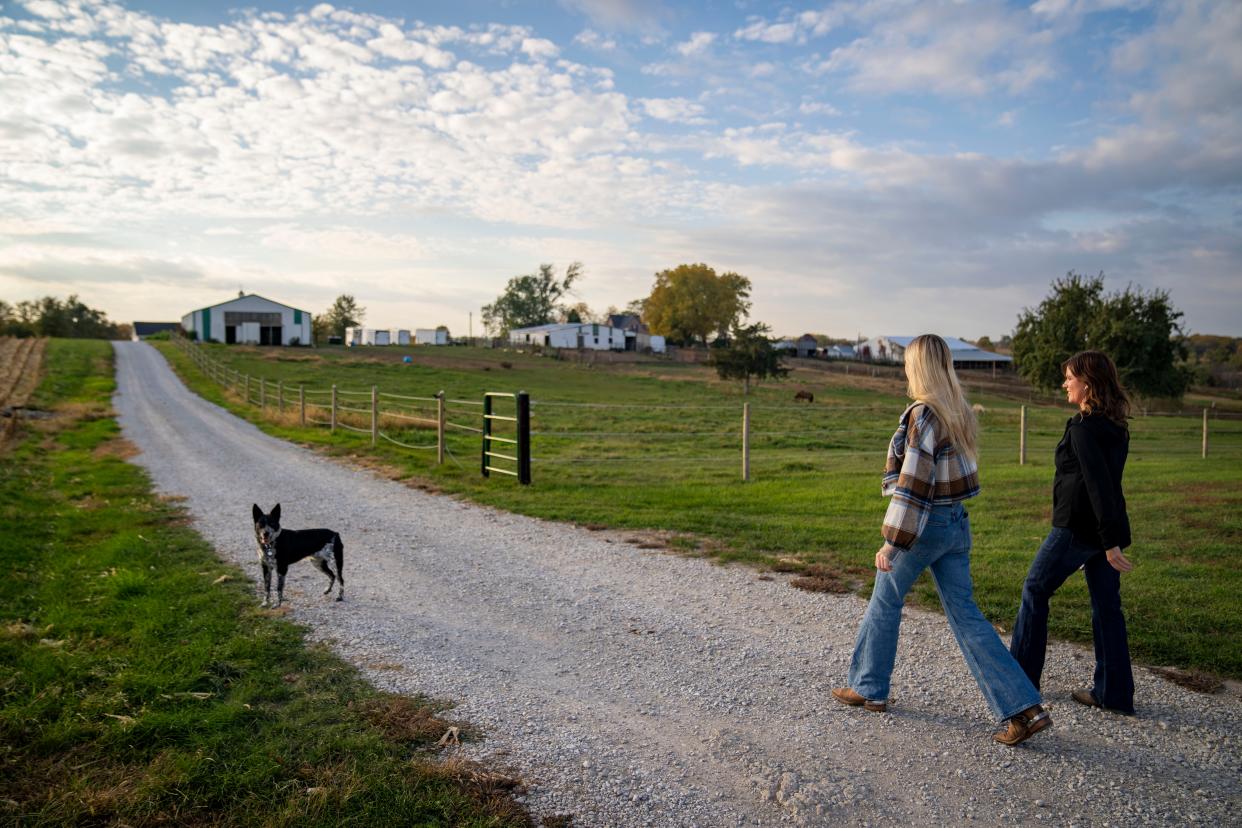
[734,20,798,44]
[558,0,667,32]
[799,100,841,117]
[573,28,617,50]
[674,31,715,56]
[520,37,559,60]
[639,97,708,124]
[814,3,1058,96]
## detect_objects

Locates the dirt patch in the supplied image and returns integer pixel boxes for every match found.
[355,693,454,745]
[1148,666,1225,694]
[93,437,140,460]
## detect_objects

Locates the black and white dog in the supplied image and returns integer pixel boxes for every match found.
[252,503,344,607]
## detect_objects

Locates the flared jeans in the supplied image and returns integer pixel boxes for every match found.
[1010,527,1135,714]
[847,503,1042,721]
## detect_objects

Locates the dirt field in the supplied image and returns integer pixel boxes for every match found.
[0,337,47,444]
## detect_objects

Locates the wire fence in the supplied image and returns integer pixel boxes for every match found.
[172,336,1242,485]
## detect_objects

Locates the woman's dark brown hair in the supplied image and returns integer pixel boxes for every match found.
[1062,350,1131,426]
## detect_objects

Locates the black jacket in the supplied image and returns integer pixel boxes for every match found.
[1051,413,1131,551]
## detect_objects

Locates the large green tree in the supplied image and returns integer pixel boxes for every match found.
[642,263,752,346]
[319,294,365,341]
[710,322,789,394]
[481,262,582,336]
[1012,272,1191,399]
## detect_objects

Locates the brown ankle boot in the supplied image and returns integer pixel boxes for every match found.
[993,705,1052,746]
[831,687,887,712]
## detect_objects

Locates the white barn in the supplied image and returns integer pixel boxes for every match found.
[509,323,626,351]
[181,294,312,346]
[859,335,1013,369]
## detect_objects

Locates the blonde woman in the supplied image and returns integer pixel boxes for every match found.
[832,334,1051,746]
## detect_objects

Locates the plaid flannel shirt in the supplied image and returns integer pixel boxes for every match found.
[880,402,980,560]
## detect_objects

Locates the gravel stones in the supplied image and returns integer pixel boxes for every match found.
[113,342,1241,827]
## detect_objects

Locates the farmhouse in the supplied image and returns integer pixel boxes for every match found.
[859,335,1012,370]
[606,313,667,353]
[509,322,626,351]
[181,294,312,346]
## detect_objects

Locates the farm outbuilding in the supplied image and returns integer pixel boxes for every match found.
[509,323,626,351]
[346,327,406,346]
[824,344,856,359]
[860,335,1012,370]
[181,294,312,346]
[795,335,819,358]
[416,328,448,345]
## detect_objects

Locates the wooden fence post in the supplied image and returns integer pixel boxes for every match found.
[1203,408,1209,459]
[742,401,751,482]
[1019,405,1027,466]
[437,390,446,466]
[299,385,305,427]
[371,386,378,447]
[330,384,337,433]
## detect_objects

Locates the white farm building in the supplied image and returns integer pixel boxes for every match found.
[181,294,312,346]
[859,335,1013,370]
[509,323,627,351]
[416,328,449,345]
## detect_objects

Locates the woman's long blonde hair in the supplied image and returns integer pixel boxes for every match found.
[904,334,978,462]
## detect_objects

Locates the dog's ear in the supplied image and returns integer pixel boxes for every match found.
[271,503,281,523]
[252,503,262,522]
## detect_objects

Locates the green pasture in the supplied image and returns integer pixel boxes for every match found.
[0,340,525,826]
[154,341,1242,679]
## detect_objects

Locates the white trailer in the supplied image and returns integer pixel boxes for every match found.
[390,329,411,346]
[415,328,448,345]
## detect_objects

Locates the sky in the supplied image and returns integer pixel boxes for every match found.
[1,0,1239,339]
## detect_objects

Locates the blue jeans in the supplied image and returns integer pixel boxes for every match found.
[1010,527,1135,714]
[847,503,1042,721]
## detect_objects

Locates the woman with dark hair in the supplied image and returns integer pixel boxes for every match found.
[1010,350,1136,714]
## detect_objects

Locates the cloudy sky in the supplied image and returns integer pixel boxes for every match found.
[1,0,1239,338]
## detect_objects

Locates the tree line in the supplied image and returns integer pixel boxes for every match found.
[0,296,129,339]
[481,263,1207,400]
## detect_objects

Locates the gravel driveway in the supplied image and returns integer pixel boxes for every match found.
[113,341,1239,826]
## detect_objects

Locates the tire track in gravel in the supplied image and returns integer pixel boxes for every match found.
[113,341,1240,827]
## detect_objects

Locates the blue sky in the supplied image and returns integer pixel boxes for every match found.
[1,0,1239,338]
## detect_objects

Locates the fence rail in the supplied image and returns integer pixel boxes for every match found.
[170,336,1239,485]
[172,335,534,483]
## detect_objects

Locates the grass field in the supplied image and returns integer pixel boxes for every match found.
[154,340,1242,680]
[0,339,526,826]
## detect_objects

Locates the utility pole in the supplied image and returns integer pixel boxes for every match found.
[469,311,472,345]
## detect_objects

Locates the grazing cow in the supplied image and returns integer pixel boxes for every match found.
[794,390,814,403]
